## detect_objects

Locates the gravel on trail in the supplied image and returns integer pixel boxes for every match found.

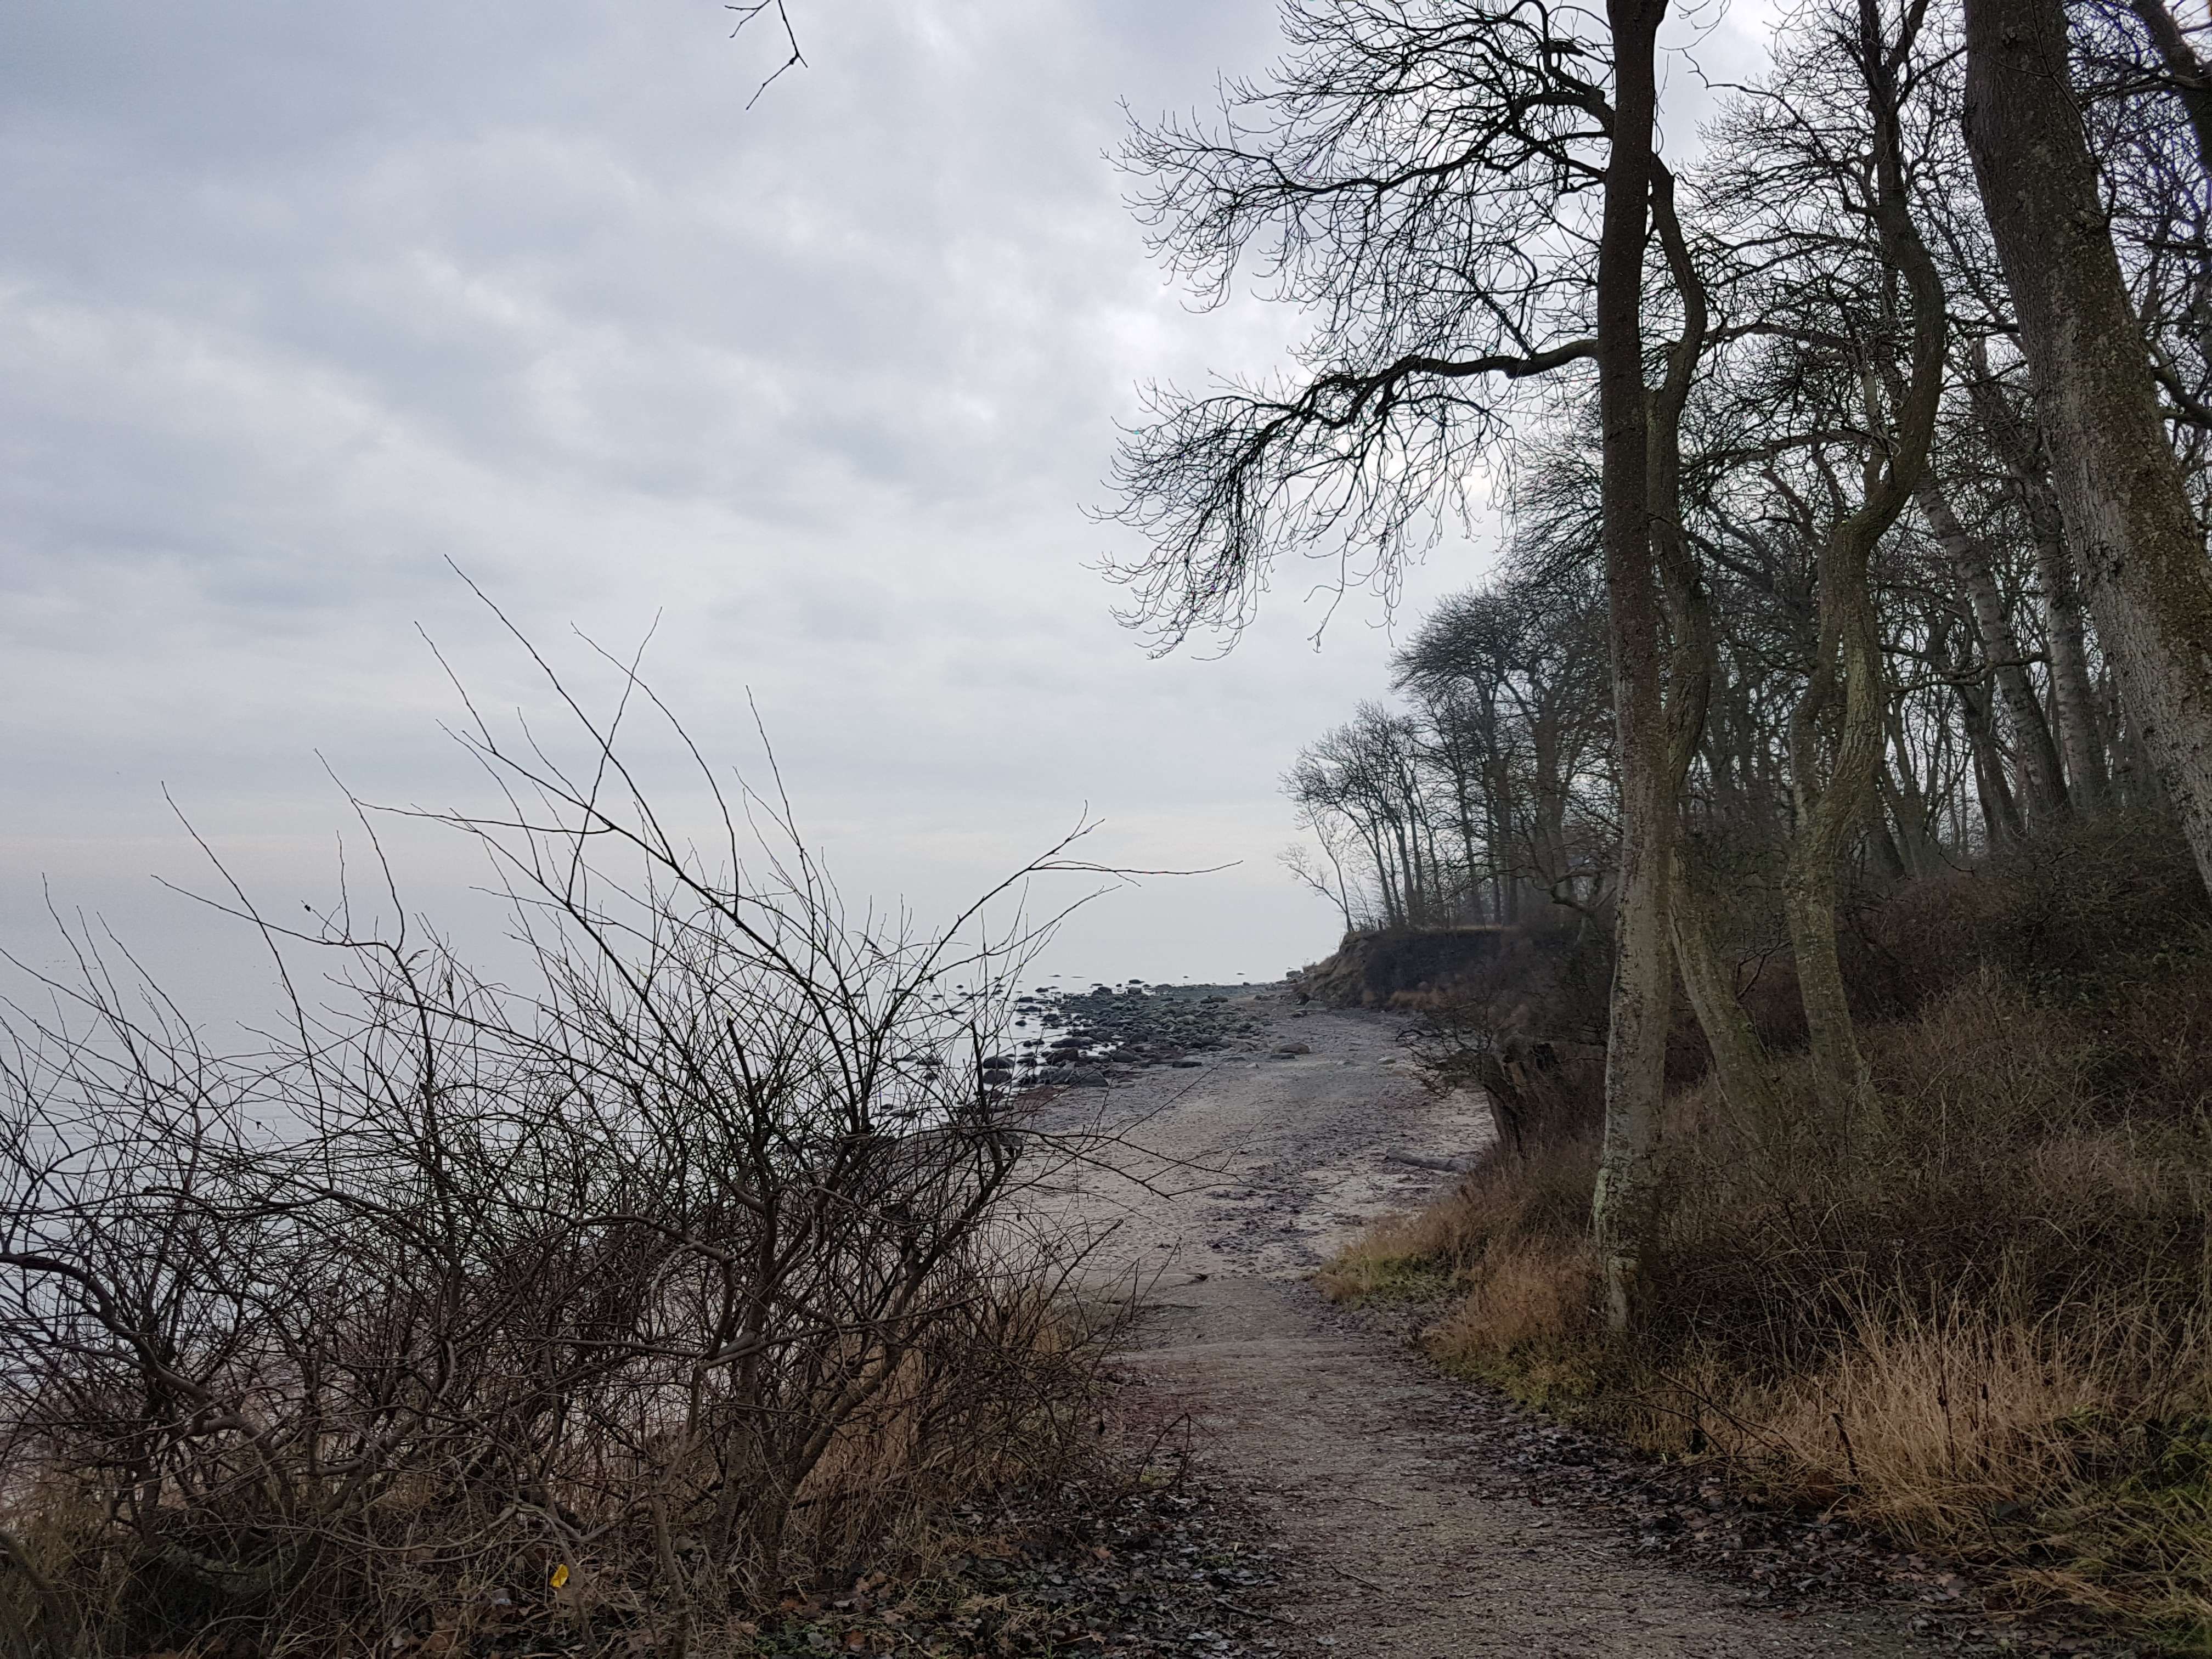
[698,1468,1293,1659]
[1008,990,2136,1659]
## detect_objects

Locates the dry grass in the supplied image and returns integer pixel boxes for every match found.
[1752,1305,2183,1532]
[1321,830,2212,1644]
[1312,1211,1460,1302]
[1324,1128,1605,1404]
[1423,1240,1605,1404]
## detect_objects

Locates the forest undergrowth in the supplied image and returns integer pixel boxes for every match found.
[1319,815,2212,1647]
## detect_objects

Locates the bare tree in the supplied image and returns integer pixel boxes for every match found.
[1963,0,2212,895]
[1105,0,1711,1328]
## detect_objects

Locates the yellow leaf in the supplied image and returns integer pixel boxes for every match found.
[550,1563,571,1589]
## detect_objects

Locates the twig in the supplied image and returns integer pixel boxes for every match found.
[726,0,806,108]
[1215,1594,1291,1624]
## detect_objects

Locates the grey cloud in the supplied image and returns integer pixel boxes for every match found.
[3,0,1633,1014]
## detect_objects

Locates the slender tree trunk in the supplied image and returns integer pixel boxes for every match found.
[1780,0,1943,1125]
[1647,158,1795,1135]
[1671,844,1785,1125]
[1876,765,1915,871]
[1445,734,1483,921]
[1362,825,1397,924]
[1958,676,2025,842]
[1394,816,1419,924]
[1783,577,1882,1099]
[1968,349,2114,809]
[2029,499,2113,810]
[1965,0,2212,893]
[1917,480,2070,824]
[1486,789,1510,923]
[1312,830,1358,932]
[2116,698,2170,810]
[1533,718,1572,903]
[1779,512,1883,1087]
[1590,0,1673,1334]
[2126,0,2212,173]
[1872,817,1909,877]
[1882,701,1943,874]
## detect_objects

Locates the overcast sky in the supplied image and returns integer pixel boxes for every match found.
[1,1,1768,1023]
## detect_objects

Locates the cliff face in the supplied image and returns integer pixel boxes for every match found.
[1293,926,1517,1009]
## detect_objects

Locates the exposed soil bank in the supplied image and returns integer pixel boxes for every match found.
[1291,928,1520,1012]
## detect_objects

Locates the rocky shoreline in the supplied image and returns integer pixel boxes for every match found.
[989,981,1314,1090]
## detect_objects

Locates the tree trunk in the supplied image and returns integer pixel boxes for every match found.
[2126,0,2212,174]
[1957,675,2025,842]
[2029,495,2114,810]
[1871,816,1909,878]
[1779,478,1887,1098]
[1532,715,1572,902]
[1965,0,2212,893]
[1647,158,1797,1138]
[1444,729,1483,920]
[2112,684,2172,811]
[1916,480,2070,825]
[1967,348,2113,810]
[1780,0,1943,1125]
[1671,845,1785,1126]
[1882,701,1944,874]
[1590,0,1673,1335]
[1362,825,1398,924]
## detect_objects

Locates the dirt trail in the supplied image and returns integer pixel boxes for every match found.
[1032,995,1911,1659]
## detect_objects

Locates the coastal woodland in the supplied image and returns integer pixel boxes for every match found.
[1104,0,2212,1635]
[12,0,2212,1651]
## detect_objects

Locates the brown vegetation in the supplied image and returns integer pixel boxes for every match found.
[0,662,1124,1659]
[1323,817,2212,1643]
[1291,926,1520,1013]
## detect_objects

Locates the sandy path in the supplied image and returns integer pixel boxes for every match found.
[1030,994,1912,1659]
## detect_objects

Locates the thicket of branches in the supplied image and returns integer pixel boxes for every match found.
[1284,559,1615,930]
[1282,355,2169,933]
[1115,0,2212,1290]
[1265,0,2199,932]
[0,651,1122,1657]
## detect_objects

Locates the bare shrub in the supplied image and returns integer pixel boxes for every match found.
[1382,918,1611,1157]
[0,645,1126,1657]
[1851,811,2212,1015]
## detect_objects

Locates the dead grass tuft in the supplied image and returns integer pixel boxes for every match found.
[1425,1240,1604,1404]
[1328,828,2212,1640]
[1314,1211,1459,1302]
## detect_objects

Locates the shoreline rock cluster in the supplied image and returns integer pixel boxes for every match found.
[981,981,1290,1090]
